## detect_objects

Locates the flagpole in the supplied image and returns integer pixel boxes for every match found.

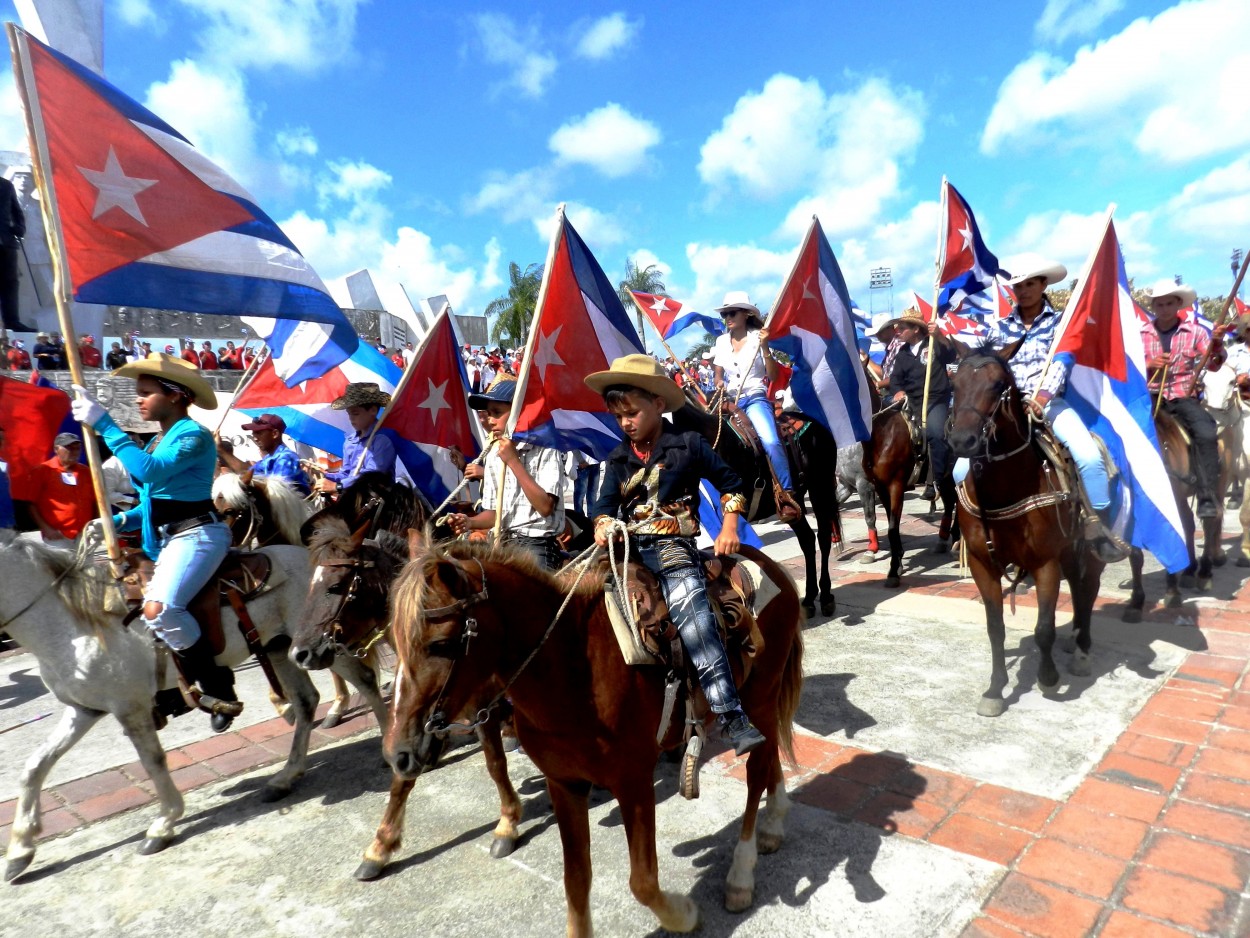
[1186,247,1250,398]
[1032,204,1117,406]
[628,292,708,407]
[921,177,948,433]
[8,23,122,572]
[352,302,450,476]
[213,343,268,435]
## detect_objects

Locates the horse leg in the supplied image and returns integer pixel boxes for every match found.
[259,653,319,801]
[725,743,784,912]
[479,715,523,858]
[813,495,836,616]
[5,705,101,881]
[322,670,353,729]
[882,480,905,589]
[548,778,597,938]
[355,772,416,881]
[967,555,1009,717]
[1033,561,1062,694]
[1066,555,1101,677]
[615,776,700,931]
[115,709,186,855]
[788,514,818,617]
[330,653,389,731]
[1179,504,1198,591]
[934,475,957,553]
[858,474,879,564]
[1198,514,1219,589]
[1123,547,1146,623]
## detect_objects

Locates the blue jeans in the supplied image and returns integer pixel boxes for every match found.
[737,392,793,490]
[144,521,232,650]
[953,397,1109,509]
[573,463,600,517]
[636,536,741,715]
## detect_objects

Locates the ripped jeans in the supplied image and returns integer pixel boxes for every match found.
[144,521,232,650]
[636,535,741,715]
[736,391,794,490]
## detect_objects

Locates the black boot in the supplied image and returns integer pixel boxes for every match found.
[174,636,240,733]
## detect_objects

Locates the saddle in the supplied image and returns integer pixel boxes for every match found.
[1031,424,1127,552]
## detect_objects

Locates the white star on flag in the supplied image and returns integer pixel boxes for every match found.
[533,324,565,380]
[417,378,450,424]
[78,146,157,225]
[649,296,669,314]
[958,225,972,253]
[802,276,819,303]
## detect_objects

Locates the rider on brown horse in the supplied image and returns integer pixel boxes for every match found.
[586,354,767,756]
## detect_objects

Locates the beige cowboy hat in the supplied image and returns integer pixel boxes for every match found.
[331,382,392,410]
[714,290,765,328]
[112,352,218,409]
[1146,278,1198,307]
[1004,253,1068,287]
[584,354,687,412]
[884,307,928,331]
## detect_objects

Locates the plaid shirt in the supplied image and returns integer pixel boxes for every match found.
[981,303,1068,398]
[1140,318,1213,401]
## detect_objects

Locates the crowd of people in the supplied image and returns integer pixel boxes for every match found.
[3,331,260,372]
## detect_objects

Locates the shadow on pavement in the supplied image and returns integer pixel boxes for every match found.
[0,667,46,711]
[794,673,877,740]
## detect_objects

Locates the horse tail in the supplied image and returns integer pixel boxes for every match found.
[775,630,803,766]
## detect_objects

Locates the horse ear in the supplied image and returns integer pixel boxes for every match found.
[953,339,974,361]
[407,527,426,559]
[350,519,371,549]
[996,339,1023,365]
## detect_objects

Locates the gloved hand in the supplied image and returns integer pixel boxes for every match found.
[71,384,107,427]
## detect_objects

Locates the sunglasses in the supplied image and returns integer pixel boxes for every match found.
[720,310,740,320]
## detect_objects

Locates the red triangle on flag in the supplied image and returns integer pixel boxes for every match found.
[380,311,479,456]
[28,38,253,287]
[770,226,832,341]
[1053,220,1128,383]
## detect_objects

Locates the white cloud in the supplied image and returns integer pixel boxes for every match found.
[118,0,160,29]
[533,201,627,250]
[316,159,392,205]
[698,74,925,238]
[467,166,557,225]
[472,13,557,99]
[575,13,640,60]
[548,103,660,178]
[1001,207,1156,283]
[1159,155,1250,276]
[684,241,797,314]
[0,71,27,154]
[1035,0,1123,43]
[627,249,673,285]
[275,127,318,157]
[179,0,362,73]
[983,0,1250,163]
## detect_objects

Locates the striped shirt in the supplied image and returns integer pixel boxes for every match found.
[981,303,1068,398]
[1140,318,1213,401]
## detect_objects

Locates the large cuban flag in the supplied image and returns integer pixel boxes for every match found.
[511,207,644,459]
[1048,212,1188,573]
[8,26,357,384]
[935,179,1007,317]
[630,290,724,342]
[767,217,872,444]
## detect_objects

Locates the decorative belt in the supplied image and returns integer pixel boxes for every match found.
[159,512,219,538]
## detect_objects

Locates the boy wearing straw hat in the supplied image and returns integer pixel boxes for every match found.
[586,354,766,755]
[444,377,567,570]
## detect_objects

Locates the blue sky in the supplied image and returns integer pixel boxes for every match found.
[1,0,1247,348]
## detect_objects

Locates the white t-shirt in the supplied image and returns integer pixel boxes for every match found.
[712,332,769,399]
[481,441,566,537]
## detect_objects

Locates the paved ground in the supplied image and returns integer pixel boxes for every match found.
[2,495,1250,936]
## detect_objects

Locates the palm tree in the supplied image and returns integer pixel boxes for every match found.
[618,258,667,354]
[485,262,543,349]
[686,331,718,362]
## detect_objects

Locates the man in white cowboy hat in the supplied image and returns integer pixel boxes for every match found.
[310,382,396,495]
[1142,278,1226,518]
[585,353,766,755]
[942,254,1123,561]
[711,290,803,520]
[71,353,241,731]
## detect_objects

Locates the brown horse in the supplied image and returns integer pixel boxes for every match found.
[1124,409,1225,619]
[384,536,804,935]
[289,518,523,878]
[948,352,1103,716]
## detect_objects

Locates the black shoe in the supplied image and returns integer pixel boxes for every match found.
[210,711,235,733]
[1197,497,1220,520]
[1093,537,1128,564]
[922,483,936,501]
[721,711,766,756]
[174,636,240,732]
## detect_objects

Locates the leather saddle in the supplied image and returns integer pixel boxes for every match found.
[119,550,273,655]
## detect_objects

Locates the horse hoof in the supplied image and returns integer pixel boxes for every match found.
[1198,577,1213,592]
[1237,556,1250,568]
[857,551,877,565]
[1070,653,1092,678]
[820,596,836,617]
[884,576,900,589]
[725,885,754,913]
[933,539,950,555]
[801,599,816,618]
[1214,553,1228,568]
[1122,607,1143,623]
[977,696,1005,718]
[489,836,518,859]
[757,831,784,855]
[138,835,174,856]
[1039,679,1060,695]
[4,854,33,882]
[353,859,387,881]
[321,710,343,730]
[1061,636,1076,654]
[260,784,291,803]
[1165,592,1183,609]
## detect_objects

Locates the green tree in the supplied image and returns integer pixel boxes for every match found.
[686,331,718,362]
[485,262,543,349]
[618,258,667,353]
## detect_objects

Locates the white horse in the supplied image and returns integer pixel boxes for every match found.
[0,532,387,882]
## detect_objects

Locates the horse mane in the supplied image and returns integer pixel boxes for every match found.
[307,516,411,598]
[212,472,249,511]
[0,531,114,632]
[263,478,313,544]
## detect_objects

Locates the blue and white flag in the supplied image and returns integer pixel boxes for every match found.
[936,179,1007,317]
[697,481,763,549]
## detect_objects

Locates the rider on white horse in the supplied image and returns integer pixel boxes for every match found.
[72,353,239,732]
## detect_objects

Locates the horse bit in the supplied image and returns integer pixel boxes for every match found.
[418,558,496,739]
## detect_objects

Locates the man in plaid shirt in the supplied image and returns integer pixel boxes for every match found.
[1142,279,1226,519]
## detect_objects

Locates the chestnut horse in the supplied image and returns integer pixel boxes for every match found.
[948,352,1104,716]
[385,536,803,936]
[289,518,522,878]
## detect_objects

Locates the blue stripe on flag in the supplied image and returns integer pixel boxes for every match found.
[517,412,624,462]
[698,481,763,548]
[667,311,725,339]
[817,236,872,442]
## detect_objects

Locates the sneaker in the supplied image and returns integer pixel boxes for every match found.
[1197,497,1220,520]
[721,711,766,756]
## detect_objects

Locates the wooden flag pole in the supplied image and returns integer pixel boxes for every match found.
[1186,247,1250,398]
[627,292,708,407]
[920,177,948,433]
[8,23,122,572]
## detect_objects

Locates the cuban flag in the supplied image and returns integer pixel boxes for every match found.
[936,179,1007,317]
[911,289,987,342]
[990,278,1015,319]
[767,217,872,444]
[511,207,644,459]
[1048,213,1187,573]
[1179,302,1215,335]
[630,291,723,341]
[9,27,357,384]
[697,481,763,550]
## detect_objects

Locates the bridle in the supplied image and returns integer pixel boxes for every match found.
[952,361,1034,467]
[310,496,391,658]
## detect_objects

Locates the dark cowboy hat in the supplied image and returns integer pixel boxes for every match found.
[467,377,517,410]
[331,382,392,410]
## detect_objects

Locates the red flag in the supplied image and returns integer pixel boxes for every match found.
[0,376,71,500]
[378,308,480,458]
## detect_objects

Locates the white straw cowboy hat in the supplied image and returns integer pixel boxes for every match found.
[1146,278,1198,307]
[331,382,392,410]
[714,290,765,328]
[585,354,687,413]
[864,312,898,338]
[1004,254,1068,287]
[112,352,218,410]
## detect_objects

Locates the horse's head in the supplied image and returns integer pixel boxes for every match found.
[290,517,408,670]
[384,533,514,780]
[212,472,254,547]
[948,344,1025,459]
